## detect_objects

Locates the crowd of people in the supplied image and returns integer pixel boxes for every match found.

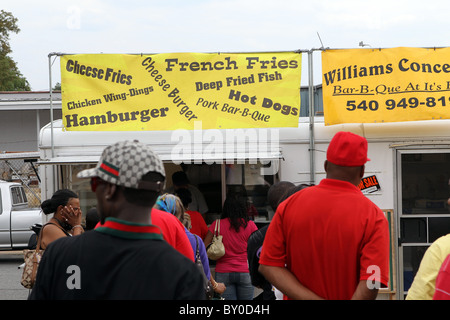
[27,132,450,300]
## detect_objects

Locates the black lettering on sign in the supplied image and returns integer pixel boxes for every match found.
[358,175,381,194]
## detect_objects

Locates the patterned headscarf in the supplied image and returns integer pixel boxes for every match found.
[155,193,191,230]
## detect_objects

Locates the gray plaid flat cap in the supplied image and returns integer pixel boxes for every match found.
[77,140,165,191]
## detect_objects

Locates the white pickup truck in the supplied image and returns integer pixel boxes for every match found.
[0,180,42,250]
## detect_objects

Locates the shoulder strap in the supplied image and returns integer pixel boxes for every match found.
[194,235,200,261]
[37,221,70,252]
[35,223,53,253]
[214,219,220,236]
[46,221,71,236]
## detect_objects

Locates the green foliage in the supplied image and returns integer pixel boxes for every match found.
[0,10,30,91]
[0,10,20,55]
[53,82,61,91]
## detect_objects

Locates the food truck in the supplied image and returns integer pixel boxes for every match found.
[38,115,450,300]
[41,48,450,299]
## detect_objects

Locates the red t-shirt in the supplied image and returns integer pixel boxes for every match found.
[433,254,450,299]
[259,179,390,300]
[151,208,194,261]
[186,210,208,240]
[209,218,258,273]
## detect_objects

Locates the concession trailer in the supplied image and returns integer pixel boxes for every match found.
[38,115,450,300]
[40,48,450,299]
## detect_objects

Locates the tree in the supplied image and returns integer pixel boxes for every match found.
[0,10,30,91]
[53,82,61,91]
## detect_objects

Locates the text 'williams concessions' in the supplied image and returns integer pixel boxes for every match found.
[324,58,450,85]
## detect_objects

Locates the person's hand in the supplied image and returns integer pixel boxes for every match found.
[61,205,82,227]
[214,282,226,294]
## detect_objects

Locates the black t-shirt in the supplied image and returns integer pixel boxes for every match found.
[247,225,275,300]
[29,227,205,300]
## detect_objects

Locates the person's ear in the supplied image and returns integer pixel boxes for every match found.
[104,183,117,200]
[360,165,365,178]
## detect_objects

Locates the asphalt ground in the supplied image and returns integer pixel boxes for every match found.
[0,251,30,300]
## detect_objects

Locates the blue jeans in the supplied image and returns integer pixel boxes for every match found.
[215,272,254,300]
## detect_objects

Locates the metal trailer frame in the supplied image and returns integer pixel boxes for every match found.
[45,48,450,300]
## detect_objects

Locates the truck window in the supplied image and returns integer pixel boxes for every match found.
[10,186,27,206]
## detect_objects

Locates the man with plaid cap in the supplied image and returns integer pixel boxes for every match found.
[29,140,204,300]
[259,131,390,300]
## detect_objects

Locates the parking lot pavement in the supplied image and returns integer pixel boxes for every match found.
[0,251,30,300]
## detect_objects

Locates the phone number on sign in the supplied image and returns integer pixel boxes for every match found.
[345,97,450,111]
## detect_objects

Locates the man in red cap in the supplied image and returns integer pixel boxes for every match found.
[259,131,389,300]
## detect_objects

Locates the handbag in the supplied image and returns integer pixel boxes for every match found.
[207,219,225,260]
[21,226,45,289]
[20,222,66,289]
[194,236,214,300]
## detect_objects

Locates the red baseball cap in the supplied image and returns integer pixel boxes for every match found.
[326,131,370,167]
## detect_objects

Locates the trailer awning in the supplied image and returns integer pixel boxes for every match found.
[0,152,40,160]
[38,156,100,165]
[166,150,283,164]
[38,149,283,165]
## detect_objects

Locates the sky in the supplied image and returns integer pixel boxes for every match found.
[4,0,450,91]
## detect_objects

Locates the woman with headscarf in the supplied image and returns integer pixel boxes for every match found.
[154,193,225,297]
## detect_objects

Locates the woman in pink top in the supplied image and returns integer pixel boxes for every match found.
[205,196,258,300]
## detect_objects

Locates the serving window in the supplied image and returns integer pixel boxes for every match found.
[56,160,280,226]
[162,161,279,225]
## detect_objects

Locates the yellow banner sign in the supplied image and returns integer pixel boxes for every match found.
[322,47,450,125]
[60,53,301,131]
